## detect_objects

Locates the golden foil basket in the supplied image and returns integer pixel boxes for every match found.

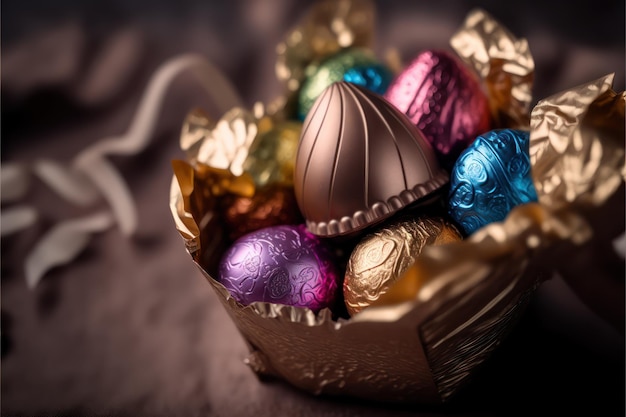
[170,73,624,404]
[169,0,624,402]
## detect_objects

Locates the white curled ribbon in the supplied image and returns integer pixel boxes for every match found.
[24,211,115,289]
[1,53,242,288]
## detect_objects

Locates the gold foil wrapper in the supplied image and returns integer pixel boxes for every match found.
[172,106,303,252]
[530,73,626,211]
[450,8,534,129]
[170,15,623,402]
[275,0,376,93]
[193,107,259,176]
[170,159,254,262]
[344,216,463,316]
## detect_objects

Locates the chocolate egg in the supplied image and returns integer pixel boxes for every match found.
[219,184,304,242]
[448,129,538,235]
[294,81,449,238]
[384,49,491,170]
[218,224,340,312]
[242,121,302,188]
[344,215,462,316]
[298,47,393,120]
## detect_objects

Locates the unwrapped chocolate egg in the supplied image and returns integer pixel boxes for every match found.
[218,224,340,312]
[294,81,449,238]
[344,216,462,316]
[448,129,538,235]
[298,47,393,120]
[242,121,302,188]
[384,49,491,170]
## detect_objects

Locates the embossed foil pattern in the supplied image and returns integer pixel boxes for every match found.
[344,216,462,316]
[384,50,491,169]
[168,4,624,405]
[448,129,538,235]
[218,224,340,312]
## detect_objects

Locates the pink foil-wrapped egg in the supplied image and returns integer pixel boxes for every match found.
[384,49,491,169]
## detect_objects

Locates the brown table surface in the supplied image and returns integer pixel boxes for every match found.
[2,1,624,416]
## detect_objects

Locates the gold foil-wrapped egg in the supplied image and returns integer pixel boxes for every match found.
[243,121,302,188]
[294,81,449,238]
[344,216,462,316]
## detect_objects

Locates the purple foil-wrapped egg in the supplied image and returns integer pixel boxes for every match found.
[384,49,491,170]
[218,224,340,312]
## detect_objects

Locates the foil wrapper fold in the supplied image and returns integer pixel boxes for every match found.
[450,8,534,129]
[170,4,623,401]
[275,0,376,93]
[170,74,625,403]
[530,73,626,211]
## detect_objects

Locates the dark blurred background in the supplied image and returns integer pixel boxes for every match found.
[1,1,624,416]
[2,0,625,145]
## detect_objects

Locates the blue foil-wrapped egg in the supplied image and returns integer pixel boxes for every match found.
[447,129,538,235]
[342,63,392,95]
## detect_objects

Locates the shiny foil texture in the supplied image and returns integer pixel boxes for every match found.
[448,129,538,235]
[170,89,617,403]
[194,107,259,177]
[169,7,623,405]
[450,8,534,129]
[242,121,302,188]
[297,47,392,120]
[275,0,376,93]
[218,224,340,313]
[344,216,462,316]
[384,49,491,170]
[219,184,304,243]
[294,81,449,238]
[529,73,626,211]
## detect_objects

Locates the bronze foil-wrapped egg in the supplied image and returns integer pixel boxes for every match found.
[219,184,304,243]
[344,216,462,316]
[294,81,449,237]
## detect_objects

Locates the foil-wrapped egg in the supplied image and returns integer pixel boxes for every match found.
[242,121,302,188]
[344,215,462,316]
[294,81,449,238]
[384,49,491,170]
[298,47,393,120]
[447,129,538,235]
[218,224,340,312]
[219,184,304,243]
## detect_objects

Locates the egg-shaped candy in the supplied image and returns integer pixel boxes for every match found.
[218,224,340,313]
[219,184,304,242]
[297,47,393,120]
[447,129,538,235]
[242,120,302,188]
[384,49,491,170]
[344,215,462,316]
[294,81,449,238]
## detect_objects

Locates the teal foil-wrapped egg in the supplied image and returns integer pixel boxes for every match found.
[447,129,538,235]
[297,47,393,120]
